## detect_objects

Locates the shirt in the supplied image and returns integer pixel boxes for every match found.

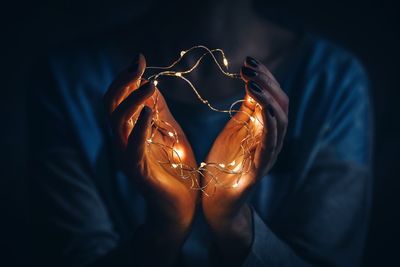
[29,33,373,267]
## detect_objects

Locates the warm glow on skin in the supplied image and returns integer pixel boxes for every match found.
[246,95,255,104]
[144,46,261,192]
[173,145,185,161]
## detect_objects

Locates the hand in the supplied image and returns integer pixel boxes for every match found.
[104,54,198,264]
[202,57,288,265]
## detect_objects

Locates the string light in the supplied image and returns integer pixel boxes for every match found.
[141,45,264,193]
[223,57,229,67]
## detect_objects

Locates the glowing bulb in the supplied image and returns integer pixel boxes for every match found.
[173,146,185,160]
[223,57,228,67]
[142,45,261,191]
[232,162,242,172]
[247,96,255,104]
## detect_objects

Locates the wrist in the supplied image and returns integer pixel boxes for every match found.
[212,205,252,240]
[209,205,253,266]
[143,218,190,245]
[136,223,186,267]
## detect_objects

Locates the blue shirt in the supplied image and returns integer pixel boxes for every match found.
[30,33,372,267]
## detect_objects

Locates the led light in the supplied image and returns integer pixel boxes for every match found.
[223,58,229,67]
[247,96,255,104]
[173,146,185,160]
[142,45,263,193]
[232,163,242,172]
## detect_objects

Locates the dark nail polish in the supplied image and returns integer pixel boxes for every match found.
[246,56,259,68]
[242,67,258,77]
[267,106,275,117]
[128,54,140,73]
[249,81,263,93]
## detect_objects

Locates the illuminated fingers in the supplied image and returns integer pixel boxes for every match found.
[103,54,146,114]
[111,82,155,147]
[246,79,288,174]
[241,62,289,115]
[126,106,153,166]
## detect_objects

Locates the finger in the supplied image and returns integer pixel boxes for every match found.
[111,82,155,145]
[231,94,256,123]
[241,66,289,115]
[244,56,279,85]
[247,81,288,164]
[104,54,146,114]
[255,103,277,172]
[126,106,153,165]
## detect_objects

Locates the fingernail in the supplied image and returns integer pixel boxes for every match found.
[246,56,259,68]
[248,81,263,93]
[267,106,275,117]
[142,81,155,91]
[242,66,258,78]
[128,54,141,73]
[142,106,152,115]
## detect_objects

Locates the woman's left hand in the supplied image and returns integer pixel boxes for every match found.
[202,57,289,265]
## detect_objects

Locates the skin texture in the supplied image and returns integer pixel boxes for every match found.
[104,54,288,266]
[104,54,199,266]
[103,1,294,265]
[202,57,289,265]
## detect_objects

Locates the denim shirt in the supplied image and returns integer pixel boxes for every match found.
[30,33,372,267]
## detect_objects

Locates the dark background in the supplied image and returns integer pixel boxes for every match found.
[2,0,399,266]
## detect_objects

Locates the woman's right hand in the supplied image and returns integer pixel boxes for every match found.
[104,54,199,264]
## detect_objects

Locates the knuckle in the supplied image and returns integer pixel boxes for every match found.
[264,93,273,103]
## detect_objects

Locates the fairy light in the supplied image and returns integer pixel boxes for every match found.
[171,163,178,169]
[247,96,255,104]
[223,57,229,67]
[142,45,264,193]
[172,145,185,160]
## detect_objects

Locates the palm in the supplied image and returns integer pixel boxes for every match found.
[202,96,264,217]
[134,89,199,224]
